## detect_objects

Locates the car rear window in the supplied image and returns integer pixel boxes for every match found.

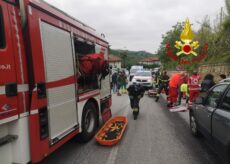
[0,7,5,48]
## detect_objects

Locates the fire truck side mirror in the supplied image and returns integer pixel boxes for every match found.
[37,82,47,99]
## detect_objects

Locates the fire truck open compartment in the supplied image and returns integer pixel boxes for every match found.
[73,38,99,93]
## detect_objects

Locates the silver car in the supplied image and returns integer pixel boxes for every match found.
[131,71,153,89]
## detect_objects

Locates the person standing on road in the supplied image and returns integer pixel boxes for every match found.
[154,71,160,88]
[219,74,227,83]
[201,74,215,92]
[177,72,188,105]
[155,71,169,102]
[120,71,128,94]
[179,83,189,105]
[127,83,145,111]
[122,70,128,94]
[188,71,201,105]
[112,72,118,93]
[117,71,122,96]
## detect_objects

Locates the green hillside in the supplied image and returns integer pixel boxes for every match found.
[109,49,156,68]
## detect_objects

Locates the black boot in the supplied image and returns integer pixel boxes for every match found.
[167,102,173,107]
[155,96,159,102]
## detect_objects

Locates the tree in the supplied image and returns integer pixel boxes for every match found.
[157,22,183,69]
[226,0,230,15]
[195,16,215,60]
[210,0,230,63]
[157,0,230,66]
[119,50,128,68]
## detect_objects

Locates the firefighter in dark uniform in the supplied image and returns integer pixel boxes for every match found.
[155,71,169,102]
[154,71,160,88]
[127,83,145,110]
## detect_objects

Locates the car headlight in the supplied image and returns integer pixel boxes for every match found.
[132,78,136,83]
[147,79,152,83]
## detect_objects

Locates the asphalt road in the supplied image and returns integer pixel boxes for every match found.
[41,93,223,164]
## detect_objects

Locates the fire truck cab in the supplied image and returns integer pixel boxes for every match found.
[0,0,111,163]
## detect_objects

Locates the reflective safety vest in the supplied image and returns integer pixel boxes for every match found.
[180,83,189,96]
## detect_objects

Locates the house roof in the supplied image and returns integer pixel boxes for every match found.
[109,55,121,62]
[140,57,160,62]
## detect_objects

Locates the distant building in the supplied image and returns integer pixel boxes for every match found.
[139,57,160,65]
[108,55,121,69]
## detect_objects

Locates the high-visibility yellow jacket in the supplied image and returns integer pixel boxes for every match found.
[180,83,189,97]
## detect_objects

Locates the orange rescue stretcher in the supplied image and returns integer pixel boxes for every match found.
[95,116,128,146]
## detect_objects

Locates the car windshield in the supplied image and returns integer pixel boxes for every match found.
[135,71,151,77]
[130,69,139,73]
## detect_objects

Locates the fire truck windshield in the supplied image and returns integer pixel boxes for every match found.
[0,7,5,48]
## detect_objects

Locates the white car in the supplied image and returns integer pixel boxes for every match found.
[219,78,230,83]
[131,70,153,89]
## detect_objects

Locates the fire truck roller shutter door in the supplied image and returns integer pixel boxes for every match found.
[40,21,78,143]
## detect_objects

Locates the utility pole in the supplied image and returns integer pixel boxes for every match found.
[220,7,223,25]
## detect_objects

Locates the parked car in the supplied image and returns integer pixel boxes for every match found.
[220,77,230,83]
[131,70,153,89]
[129,65,143,81]
[189,82,230,163]
[151,67,160,77]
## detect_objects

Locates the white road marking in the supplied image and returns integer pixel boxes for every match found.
[106,101,130,164]
[106,146,119,164]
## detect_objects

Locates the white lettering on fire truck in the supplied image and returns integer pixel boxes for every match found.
[0,64,11,70]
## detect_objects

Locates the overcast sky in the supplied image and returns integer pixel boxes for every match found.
[46,0,225,54]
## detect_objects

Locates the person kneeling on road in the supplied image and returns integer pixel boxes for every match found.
[127,83,145,112]
[167,72,182,107]
[155,71,169,102]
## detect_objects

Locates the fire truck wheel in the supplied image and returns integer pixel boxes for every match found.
[80,102,97,142]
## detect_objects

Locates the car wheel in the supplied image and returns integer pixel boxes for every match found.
[190,114,200,137]
[79,102,97,142]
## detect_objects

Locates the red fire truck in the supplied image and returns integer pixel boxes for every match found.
[0,0,112,163]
